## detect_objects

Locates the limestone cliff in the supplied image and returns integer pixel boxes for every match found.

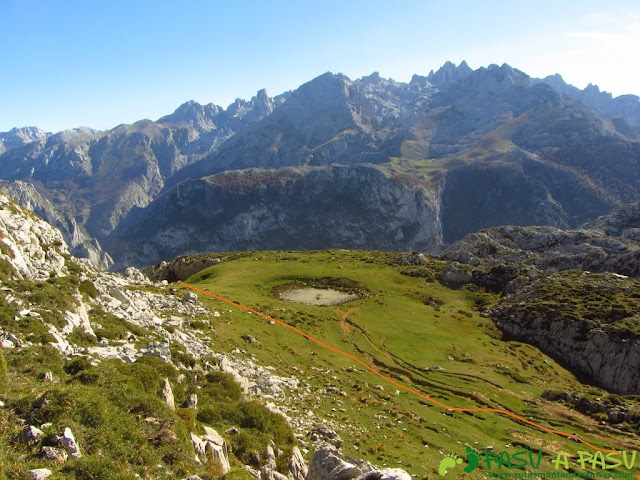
[107,164,443,269]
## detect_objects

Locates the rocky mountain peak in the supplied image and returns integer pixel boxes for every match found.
[250,88,274,117]
[0,126,49,155]
[426,60,473,88]
[293,72,353,106]
[475,63,530,88]
[535,75,640,126]
[158,100,222,131]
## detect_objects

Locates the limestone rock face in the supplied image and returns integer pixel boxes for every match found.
[289,447,308,480]
[491,273,640,395]
[108,164,444,268]
[142,256,221,282]
[190,426,231,475]
[0,91,281,267]
[584,201,640,238]
[0,190,69,280]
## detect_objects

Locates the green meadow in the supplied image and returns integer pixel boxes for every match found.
[183,250,640,478]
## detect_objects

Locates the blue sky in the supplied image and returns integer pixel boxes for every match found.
[1,0,639,132]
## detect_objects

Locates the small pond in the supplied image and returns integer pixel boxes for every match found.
[280,287,359,306]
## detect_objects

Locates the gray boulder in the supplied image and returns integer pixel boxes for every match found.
[306,448,362,480]
[160,378,175,410]
[27,469,52,480]
[14,425,45,444]
[40,445,68,462]
[438,265,472,288]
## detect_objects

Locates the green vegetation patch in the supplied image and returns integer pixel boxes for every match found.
[1,345,294,478]
[89,305,146,341]
[502,271,640,335]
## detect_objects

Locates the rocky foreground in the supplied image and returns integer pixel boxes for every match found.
[0,190,412,479]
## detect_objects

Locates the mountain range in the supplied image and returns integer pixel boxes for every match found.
[1,61,639,270]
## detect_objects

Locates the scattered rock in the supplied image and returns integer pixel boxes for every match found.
[14,425,45,444]
[394,252,428,266]
[182,292,198,304]
[140,342,172,364]
[378,469,412,480]
[43,371,53,382]
[40,446,68,462]
[242,334,258,344]
[243,466,261,479]
[261,466,289,480]
[185,394,198,409]
[55,427,81,459]
[161,378,175,410]
[190,426,231,475]
[27,469,52,480]
[438,264,472,288]
[123,267,149,283]
[308,424,343,448]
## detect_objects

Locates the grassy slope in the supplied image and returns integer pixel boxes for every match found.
[0,256,292,480]
[187,250,640,478]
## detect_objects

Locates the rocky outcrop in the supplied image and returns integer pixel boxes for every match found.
[0,190,69,280]
[289,447,308,480]
[542,391,640,424]
[0,180,114,269]
[491,272,640,394]
[161,378,176,410]
[190,426,231,475]
[441,223,640,277]
[583,201,640,240]
[142,255,221,282]
[441,202,640,394]
[306,447,411,480]
[108,165,443,268]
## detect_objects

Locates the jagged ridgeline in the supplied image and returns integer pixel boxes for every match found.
[1,62,639,270]
[3,190,640,479]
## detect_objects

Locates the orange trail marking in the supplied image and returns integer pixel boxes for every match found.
[179,280,618,454]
